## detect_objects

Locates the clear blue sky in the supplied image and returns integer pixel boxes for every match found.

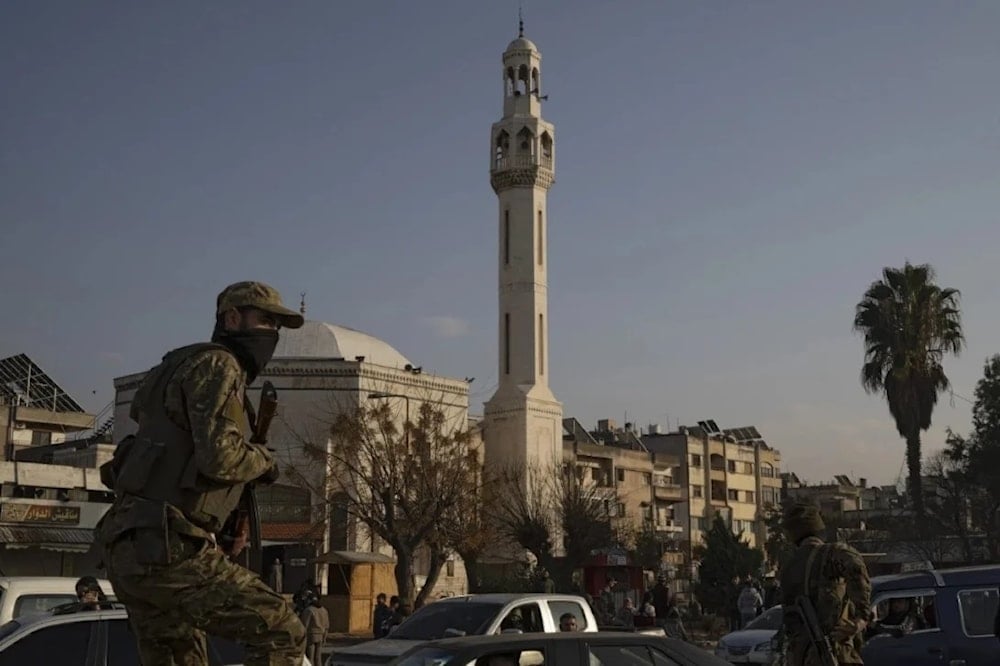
[3,1,999,485]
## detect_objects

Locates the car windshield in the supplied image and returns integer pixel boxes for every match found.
[744,606,783,631]
[391,602,503,640]
[392,647,459,665]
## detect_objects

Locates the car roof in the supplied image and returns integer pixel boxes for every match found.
[0,576,113,592]
[415,631,663,650]
[432,593,585,605]
[873,564,1000,592]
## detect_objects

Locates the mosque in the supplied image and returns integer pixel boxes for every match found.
[113,24,559,617]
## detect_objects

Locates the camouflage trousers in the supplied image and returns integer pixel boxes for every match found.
[106,529,305,666]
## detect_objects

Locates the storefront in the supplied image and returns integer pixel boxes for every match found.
[0,498,110,577]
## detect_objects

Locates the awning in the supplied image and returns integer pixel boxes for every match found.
[313,550,395,565]
[261,522,325,543]
[0,525,94,553]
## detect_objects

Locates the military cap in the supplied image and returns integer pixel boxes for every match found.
[782,499,825,541]
[216,281,304,329]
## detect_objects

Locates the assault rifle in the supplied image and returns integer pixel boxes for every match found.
[219,380,277,574]
[792,595,839,666]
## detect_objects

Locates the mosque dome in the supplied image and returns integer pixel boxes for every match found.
[505,36,537,52]
[274,320,411,369]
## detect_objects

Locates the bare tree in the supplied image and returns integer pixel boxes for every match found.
[492,464,558,575]
[492,462,618,587]
[296,399,479,605]
[440,470,500,594]
[924,447,976,563]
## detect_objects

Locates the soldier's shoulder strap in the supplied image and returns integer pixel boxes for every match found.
[803,542,834,597]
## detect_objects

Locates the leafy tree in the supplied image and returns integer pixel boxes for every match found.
[853,262,964,530]
[763,503,794,573]
[298,400,479,605]
[963,355,1000,558]
[693,515,764,615]
[629,524,666,573]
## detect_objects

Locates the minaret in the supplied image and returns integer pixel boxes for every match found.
[483,23,563,477]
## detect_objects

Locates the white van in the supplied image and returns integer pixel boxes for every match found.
[0,576,114,624]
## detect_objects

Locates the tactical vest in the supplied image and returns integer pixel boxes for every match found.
[106,343,250,534]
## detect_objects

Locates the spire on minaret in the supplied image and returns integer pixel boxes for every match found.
[518,5,524,37]
[299,292,306,315]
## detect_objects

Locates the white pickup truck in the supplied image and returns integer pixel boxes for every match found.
[327,593,598,666]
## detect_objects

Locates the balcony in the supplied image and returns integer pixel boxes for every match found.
[652,478,683,501]
[491,154,554,172]
[655,519,684,534]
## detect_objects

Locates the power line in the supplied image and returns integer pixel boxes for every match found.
[949,389,974,408]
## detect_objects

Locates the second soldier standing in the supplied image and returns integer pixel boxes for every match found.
[779,500,872,666]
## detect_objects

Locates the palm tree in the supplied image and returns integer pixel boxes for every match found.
[853,262,963,528]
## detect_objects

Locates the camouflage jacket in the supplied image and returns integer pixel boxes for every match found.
[129,346,272,486]
[100,345,273,541]
[780,536,872,665]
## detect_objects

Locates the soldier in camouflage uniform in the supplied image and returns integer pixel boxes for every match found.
[96,281,306,666]
[779,500,871,665]
[781,501,872,666]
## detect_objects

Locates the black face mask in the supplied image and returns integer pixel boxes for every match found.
[214,328,279,382]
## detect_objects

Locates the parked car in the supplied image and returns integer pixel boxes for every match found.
[714,605,782,664]
[0,576,114,624]
[327,593,598,666]
[390,632,732,665]
[0,605,313,666]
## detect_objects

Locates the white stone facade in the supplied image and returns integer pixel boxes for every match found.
[483,31,564,555]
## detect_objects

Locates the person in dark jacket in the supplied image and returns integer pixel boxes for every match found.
[373,593,392,638]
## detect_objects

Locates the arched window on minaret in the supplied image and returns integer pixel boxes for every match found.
[495,130,510,169]
[506,67,515,96]
[540,132,553,166]
[517,127,535,161]
[517,64,529,95]
[531,67,540,95]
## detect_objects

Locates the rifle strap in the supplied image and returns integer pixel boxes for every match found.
[243,393,258,433]
[803,544,823,598]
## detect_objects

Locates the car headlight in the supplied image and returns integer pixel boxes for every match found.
[754,641,772,652]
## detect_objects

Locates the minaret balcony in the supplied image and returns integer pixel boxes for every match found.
[491,153,553,172]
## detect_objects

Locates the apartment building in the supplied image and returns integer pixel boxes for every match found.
[562,419,686,564]
[642,422,782,551]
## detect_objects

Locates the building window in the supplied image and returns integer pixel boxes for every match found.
[745,462,755,475]
[746,491,755,503]
[537,211,543,266]
[691,485,704,499]
[762,486,779,506]
[727,489,740,501]
[761,463,775,478]
[710,480,726,501]
[710,454,725,471]
[504,313,511,375]
[691,454,702,467]
[446,560,455,577]
[616,468,626,483]
[538,314,544,376]
[31,431,52,447]
[727,460,737,473]
[642,473,651,486]
[503,210,510,265]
